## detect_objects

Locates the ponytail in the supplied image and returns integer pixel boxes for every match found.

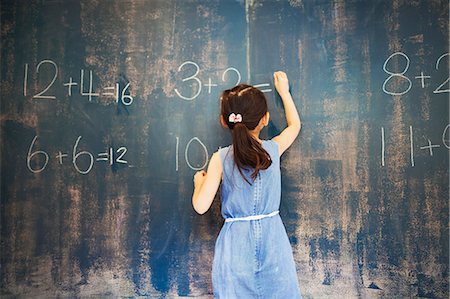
[231,123,271,185]
[221,84,272,185]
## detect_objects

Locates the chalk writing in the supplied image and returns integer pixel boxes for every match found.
[222,67,241,86]
[174,61,202,100]
[63,77,77,97]
[443,124,450,149]
[26,135,128,174]
[56,151,68,164]
[382,52,412,96]
[382,52,450,96]
[175,136,209,171]
[72,136,94,174]
[80,69,100,102]
[174,62,273,100]
[23,63,28,96]
[27,136,49,173]
[23,60,134,105]
[420,139,440,156]
[253,83,272,93]
[433,53,450,94]
[34,60,58,99]
[409,125,415,167]
[414,72,431,88]
[96,146,128,165]
[380,125,449,167]
[120,83,133,105]
[185,137,209,170]
[175,136,180,171]
[204,78,218,94]
[381,127,385,167]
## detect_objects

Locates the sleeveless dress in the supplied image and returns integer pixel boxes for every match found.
[212,139,302,299]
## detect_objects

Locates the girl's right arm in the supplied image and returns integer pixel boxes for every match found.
[272,71,302,156]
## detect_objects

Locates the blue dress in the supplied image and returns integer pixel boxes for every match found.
[212,139,302,299]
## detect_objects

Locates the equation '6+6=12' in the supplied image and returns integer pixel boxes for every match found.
[27,135,128,175]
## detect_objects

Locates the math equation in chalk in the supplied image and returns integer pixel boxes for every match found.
[380,124,450,167]
[23,59,133,105]
[173,61,272,100]
[382,52,449,96]
[27,135,128,174]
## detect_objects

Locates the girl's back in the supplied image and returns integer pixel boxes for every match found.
[218,139,280,219]
[212,139,301,298]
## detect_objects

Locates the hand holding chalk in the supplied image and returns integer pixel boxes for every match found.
[194,170,207,189]
[273,71,290,96]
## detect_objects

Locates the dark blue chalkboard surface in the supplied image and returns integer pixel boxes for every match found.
[1,0,448,297]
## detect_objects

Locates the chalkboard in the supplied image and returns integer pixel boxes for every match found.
[1,0,448,298]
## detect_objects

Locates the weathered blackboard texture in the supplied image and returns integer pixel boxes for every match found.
[1,0,448,298]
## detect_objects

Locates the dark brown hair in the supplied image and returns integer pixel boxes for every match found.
[220,84,272,185]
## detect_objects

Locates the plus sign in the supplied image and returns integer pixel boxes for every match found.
[414,72,431,88]
[204,78,218,94]
[420,139,440,156]
[63,77,78,96]
[56,151,68,164]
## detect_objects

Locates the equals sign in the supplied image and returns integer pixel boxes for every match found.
[253,83,272,93]
[96,148,114,165]
[102,83,119,102]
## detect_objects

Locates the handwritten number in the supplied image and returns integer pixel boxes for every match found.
[72,136,94,174]
[185,137,209,170]
[176,136,208,171]
[116,147,128,163]
[222,67,241,87]
[433,53,450,94]
[121,83,134,105]
[174,61,202,100]
[27,136,49,173]
[34,60,58,99]
[24,64,28,96]
[382,52,412,96]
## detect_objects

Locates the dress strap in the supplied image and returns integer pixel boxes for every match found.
[224,210,279,223]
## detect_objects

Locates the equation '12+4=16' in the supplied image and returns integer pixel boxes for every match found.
[23,60,134,105]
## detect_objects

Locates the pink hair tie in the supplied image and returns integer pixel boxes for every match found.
[228,113,242,123]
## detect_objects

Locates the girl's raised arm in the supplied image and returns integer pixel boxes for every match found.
[192,151,223,214]
[272,71,302,156]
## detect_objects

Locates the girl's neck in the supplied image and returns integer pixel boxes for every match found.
[250,129,262,144]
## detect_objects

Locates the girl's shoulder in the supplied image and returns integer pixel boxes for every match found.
[263,139,280,158]
[217,145,232,162]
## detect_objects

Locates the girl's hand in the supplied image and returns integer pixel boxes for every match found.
[194,170,207,189]
[274,71,289,96]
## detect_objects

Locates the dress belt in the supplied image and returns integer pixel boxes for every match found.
[224,210,279,222]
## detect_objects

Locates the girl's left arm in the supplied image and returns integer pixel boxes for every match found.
[192,151,222,214]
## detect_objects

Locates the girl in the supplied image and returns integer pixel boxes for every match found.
[192,71,302,298]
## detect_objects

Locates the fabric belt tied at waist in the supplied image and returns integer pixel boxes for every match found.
[224,210,279,223]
